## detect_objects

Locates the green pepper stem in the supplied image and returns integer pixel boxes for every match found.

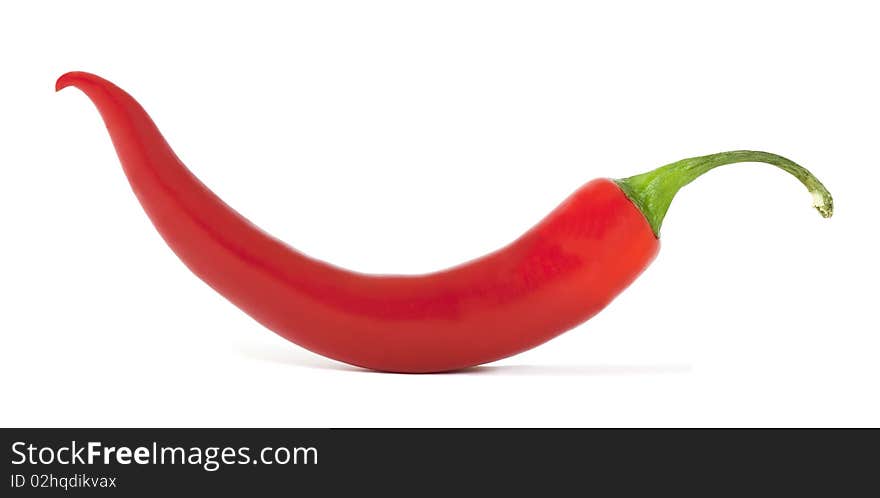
[614,150,833,237]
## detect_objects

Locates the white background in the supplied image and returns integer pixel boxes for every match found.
[1,1,877,427]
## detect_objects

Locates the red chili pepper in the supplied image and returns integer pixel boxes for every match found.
[57,71,833,373]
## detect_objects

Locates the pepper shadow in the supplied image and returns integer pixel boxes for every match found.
[237,340,691,376]
[459,363,691,376]
[237,340,365,373]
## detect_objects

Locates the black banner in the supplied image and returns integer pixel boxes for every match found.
[1,429,877,495]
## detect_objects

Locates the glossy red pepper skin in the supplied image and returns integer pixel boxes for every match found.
[57,72,660,372]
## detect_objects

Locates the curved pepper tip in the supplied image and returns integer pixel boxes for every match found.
[55,71,96,92]
[55,72,75,92]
